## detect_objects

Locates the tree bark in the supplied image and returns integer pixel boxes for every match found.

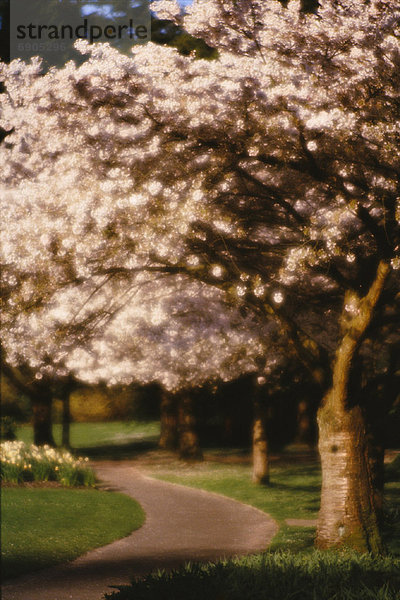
[316,260,390,554]
[32,388,55,447]
[252,398,270,485]
[177,392,203,461]
[0,362,56,447]
[61,388,71,449]
[159,390,179,450]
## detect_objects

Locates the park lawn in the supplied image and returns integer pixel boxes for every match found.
[152,460,320,552]
[16,420,160,448]
[1,487,145,581]
[151,456,400,554]
[106,456,399,600]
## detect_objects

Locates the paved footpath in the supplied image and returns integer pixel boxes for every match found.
[2,462,278,600]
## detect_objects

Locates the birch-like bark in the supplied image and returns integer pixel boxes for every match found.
[316,260,390,553]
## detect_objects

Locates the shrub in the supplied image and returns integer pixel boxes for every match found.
[105,551,400,600]
[0,441,95,486]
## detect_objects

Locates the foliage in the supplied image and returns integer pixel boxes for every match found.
[0,0,398,413]
[1,375,30,433]
[1,487,145,580]
[2,0,399,390]
[0,440,95,486]
[68,385,135,422]
[60,383,161,423]
[104,551,400,600]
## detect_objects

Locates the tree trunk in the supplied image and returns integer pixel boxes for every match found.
[177,392,203,461]
[61,389,71,449]
[252,398,270,485]
[159,391,179,450]
[32,389,55,447]
[318,401,384,552]
[316,260,390,553]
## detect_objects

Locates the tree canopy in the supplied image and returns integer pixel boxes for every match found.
[1,0,399,553]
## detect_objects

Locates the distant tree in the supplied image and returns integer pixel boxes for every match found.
[1,359,56,446]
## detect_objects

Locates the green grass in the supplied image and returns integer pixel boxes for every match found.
[104,452,400,600]
[151,456,400,554]
[152,460,321,551]
[1,487,145,581]
[106,453,400,600]
[16,420,160,448]
[105,551,400,600]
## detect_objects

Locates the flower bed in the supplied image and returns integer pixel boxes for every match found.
[0,441,95,486]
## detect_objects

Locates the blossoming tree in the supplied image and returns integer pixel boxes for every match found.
[1,266,274,460]
[66,273,272,461]
[1,0,399,552]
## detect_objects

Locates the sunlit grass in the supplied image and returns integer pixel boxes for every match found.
[1,487,145,581]
[16,420,160,448]
[151,455,399,554]
[153,461,321,521]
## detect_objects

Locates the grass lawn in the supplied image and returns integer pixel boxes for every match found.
[1,487,145,581]
[149,457,321,552]
[16,420,160,449]
[106,451,400,600]
[148,450,400,555]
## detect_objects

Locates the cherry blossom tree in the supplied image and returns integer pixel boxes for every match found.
[0,277,116,446]
[1,0,399,552]
[1,266,274,459]
[67,273,273,460]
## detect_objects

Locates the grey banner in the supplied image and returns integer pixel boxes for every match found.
[10,0,151,67]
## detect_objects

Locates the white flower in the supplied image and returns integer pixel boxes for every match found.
[272,291,284,305]
[306,140,317,152]
[211,265,224,278]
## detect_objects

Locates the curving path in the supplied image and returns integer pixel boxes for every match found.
[2,462,278,600]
